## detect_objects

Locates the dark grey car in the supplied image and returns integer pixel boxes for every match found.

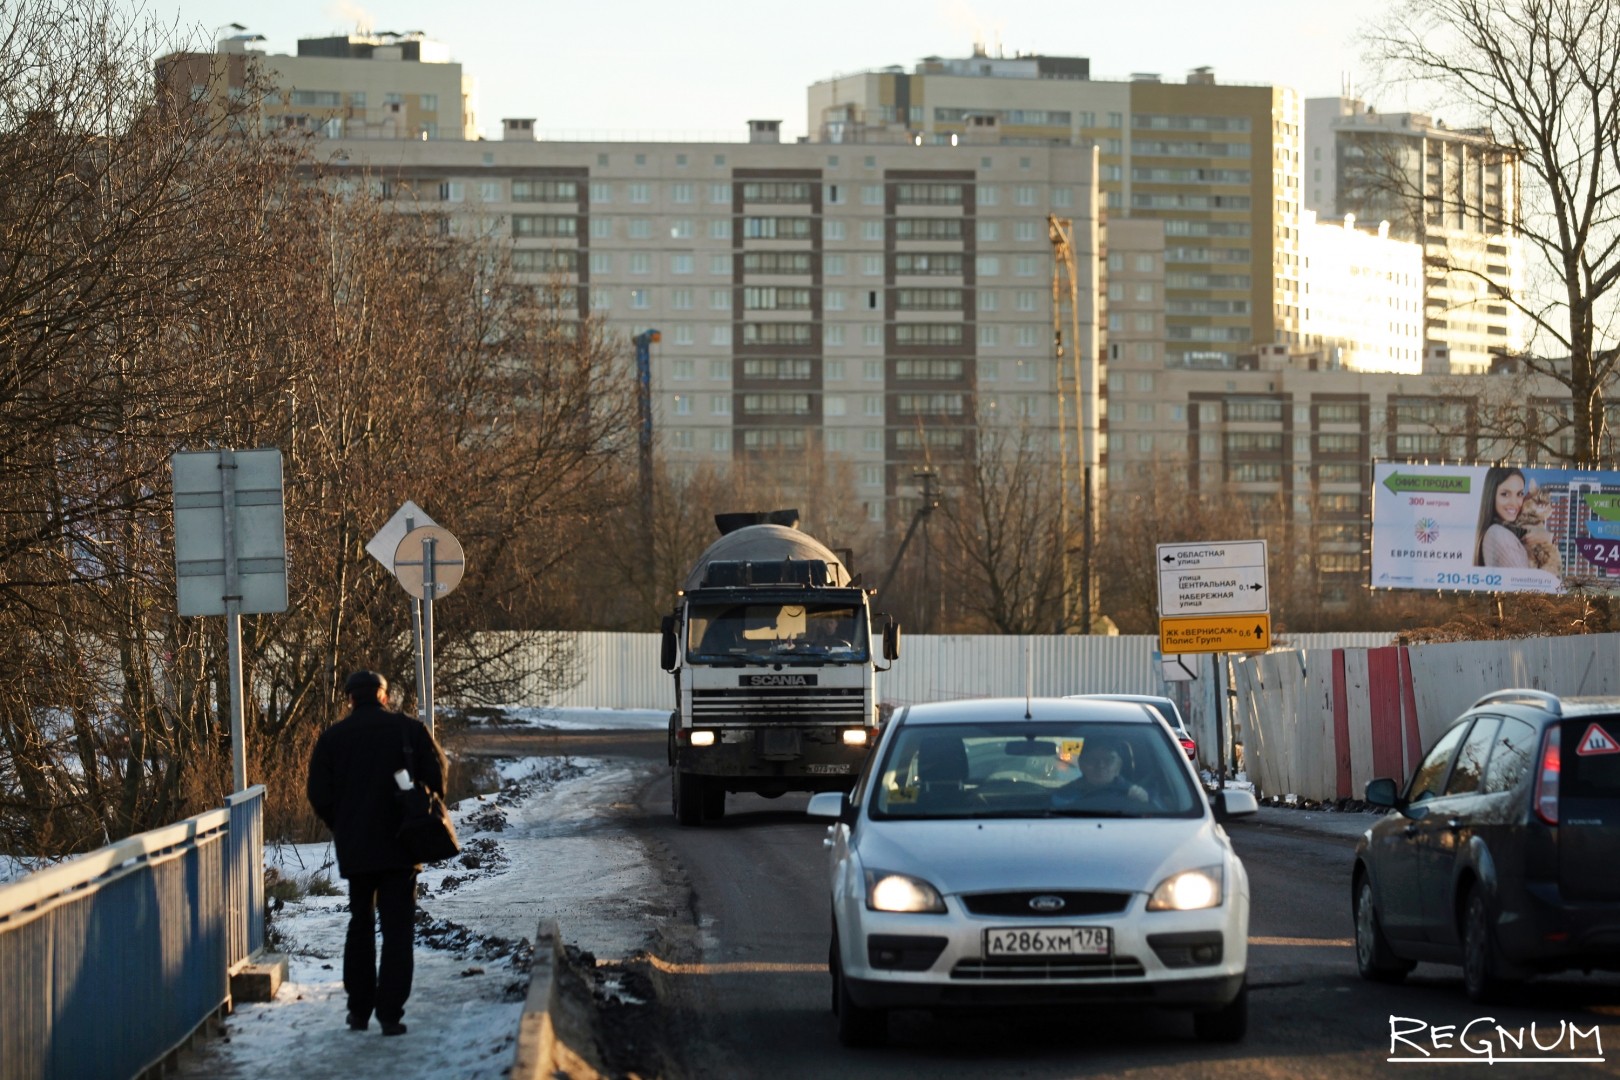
[1351,689,1620,1001]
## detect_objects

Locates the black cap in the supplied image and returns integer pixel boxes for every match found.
[344,670,386,698]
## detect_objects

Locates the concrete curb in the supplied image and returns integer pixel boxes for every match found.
[510,919,605,1080]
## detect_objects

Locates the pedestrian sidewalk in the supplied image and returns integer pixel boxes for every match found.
[1242,803,1386,839]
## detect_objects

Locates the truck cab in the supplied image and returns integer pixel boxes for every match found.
[662,511,899,825]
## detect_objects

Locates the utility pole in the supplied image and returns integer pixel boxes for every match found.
[632,329,661,537]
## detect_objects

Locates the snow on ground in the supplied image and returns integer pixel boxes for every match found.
[465,705,669,731]
[172,707,669,1080]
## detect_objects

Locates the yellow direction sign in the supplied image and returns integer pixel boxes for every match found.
[1159,614,1271,655]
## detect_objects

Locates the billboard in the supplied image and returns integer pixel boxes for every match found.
[1370,462,1620,594]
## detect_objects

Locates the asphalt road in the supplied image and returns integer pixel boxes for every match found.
[469,728,1620,1078]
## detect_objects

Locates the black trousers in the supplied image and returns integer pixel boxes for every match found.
[344,868,418,1024]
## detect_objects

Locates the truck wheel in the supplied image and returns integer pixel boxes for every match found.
[673,770,704,826]
[703,779,726,820]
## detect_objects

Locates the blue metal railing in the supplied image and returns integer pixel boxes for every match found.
[0,785,266,1080]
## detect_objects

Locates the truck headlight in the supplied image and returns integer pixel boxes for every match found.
[689,730,716,747]
[864,869,946,913]
[842,728,869,747]
[1147,865,1223,911]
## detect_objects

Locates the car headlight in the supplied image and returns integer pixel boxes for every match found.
[1146,865,1224,911]
[863,869,946,913]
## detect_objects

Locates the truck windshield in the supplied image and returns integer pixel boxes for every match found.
[687,602,868,663]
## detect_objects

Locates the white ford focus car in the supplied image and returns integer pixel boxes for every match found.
[807,696,1256,1047]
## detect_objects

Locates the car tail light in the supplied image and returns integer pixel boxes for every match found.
[1533,726,1560,825]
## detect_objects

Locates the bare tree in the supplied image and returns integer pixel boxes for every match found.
[927,420,1070,635]
[1364,0,1620,465]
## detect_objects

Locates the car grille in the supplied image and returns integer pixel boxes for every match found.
[691,686,866,724]
[951,956,1147,980]
[961,891,1132,917]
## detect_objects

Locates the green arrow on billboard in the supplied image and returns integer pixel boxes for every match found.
[1382,472,1471,494]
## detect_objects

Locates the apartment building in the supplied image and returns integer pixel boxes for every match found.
[1304,98,1526,373]
[808,51,1303,372]
[1298,210,1425,374]
[320,127,1101,527]
[157,32,478,140]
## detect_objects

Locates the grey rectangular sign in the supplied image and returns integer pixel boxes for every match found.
[173,448,288,616]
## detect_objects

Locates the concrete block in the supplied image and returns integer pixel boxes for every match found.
[229,952,288,1003]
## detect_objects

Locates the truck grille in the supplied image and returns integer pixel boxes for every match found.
[692,686,867,724]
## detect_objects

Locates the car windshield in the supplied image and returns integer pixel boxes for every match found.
[869,721,1203,820]
[686,601,868,664]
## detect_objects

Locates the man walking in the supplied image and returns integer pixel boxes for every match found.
[307,669,448,1036]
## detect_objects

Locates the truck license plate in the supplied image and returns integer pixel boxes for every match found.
[984,926,1111,957]
[804,763,851,774]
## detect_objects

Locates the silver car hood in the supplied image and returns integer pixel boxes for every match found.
[854,816,1227,895]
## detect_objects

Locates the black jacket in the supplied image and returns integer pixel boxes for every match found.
[307,702,448,877]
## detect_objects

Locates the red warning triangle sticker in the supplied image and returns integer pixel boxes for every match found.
[1576,723,1620,756]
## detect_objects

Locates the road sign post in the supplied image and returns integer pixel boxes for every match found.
[1156,541,1270,790]
[391,525,465,733]
[173,448,288,792]
[368,502,437,714]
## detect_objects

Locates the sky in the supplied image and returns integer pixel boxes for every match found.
[129,0,1383,143]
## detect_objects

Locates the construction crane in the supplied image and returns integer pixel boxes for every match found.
[633,329,661,531]
[1049,214,1099,632]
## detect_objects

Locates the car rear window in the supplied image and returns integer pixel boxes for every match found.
[1562,716,1620,799]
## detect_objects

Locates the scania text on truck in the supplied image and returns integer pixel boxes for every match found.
[660,510,900,825]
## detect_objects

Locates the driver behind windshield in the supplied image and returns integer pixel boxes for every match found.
[1053,736,1151,809]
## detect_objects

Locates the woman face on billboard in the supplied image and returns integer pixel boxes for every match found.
[1493,472,1525,525]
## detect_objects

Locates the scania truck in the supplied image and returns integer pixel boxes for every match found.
[661,510,900,825]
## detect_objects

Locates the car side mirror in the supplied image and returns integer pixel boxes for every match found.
[660,614,678,672]
[1365,777,1426,819]
[1213,788,1258,821]
[806,791,845,819]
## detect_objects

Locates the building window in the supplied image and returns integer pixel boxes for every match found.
[740,323,814,346]
[512,179,579,203]
[1225,399,1284,422]
[741,181,813,203]
[671,254,694,275]
[628,183,650,203]
[896,253,963,275]
[894,218,963,241]
[512,215,576,238]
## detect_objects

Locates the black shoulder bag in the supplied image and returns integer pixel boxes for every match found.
[396,729,460,864]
